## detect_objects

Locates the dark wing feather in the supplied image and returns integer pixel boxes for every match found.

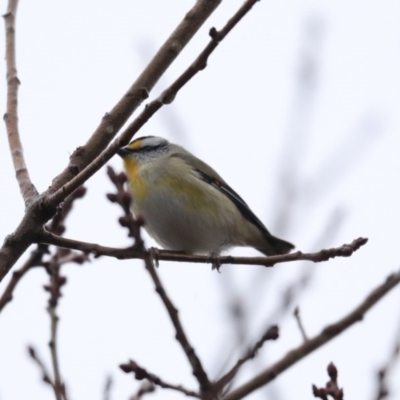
[194,169,272,238]
[170,148,273,238]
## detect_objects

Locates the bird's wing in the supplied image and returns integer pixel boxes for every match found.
[193,168,272,238]
[170,148,272,237]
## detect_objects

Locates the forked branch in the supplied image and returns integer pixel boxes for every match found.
[143,255,211,392]
[120,360,200,398]
[0,0,257,279]
[45,0,262,208]
[222,269,400,400]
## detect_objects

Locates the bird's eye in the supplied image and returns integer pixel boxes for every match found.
[137,146,154,152]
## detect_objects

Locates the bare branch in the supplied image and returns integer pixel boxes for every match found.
[38,235,368,268]
[129,381,156,400]
[28,345,58,398]
[294,307,309,342]
[0,184,86,284]
[45,0,223,203]
[45,186,87,236]
[0,184,87,311]
[0,222,39,283]
[0,0,224,278]
[223,269,400,400]
[106,167,144,248]
[143,254,210,392]
[41,189,89,400]
[0,244,47,313]
[44,256,67,400]
[103,376,113,400]
[44,0,262,208]
[3,0,38,206]
[120,360,200,398]
[374,318,400,400]
[215,326,279,393]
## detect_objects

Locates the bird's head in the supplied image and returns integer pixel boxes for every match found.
[117,136,171,164]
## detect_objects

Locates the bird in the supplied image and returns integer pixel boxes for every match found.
[117,136,294,256]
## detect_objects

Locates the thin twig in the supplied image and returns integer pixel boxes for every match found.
[44,0,261,208]
[272,15,324,236]
[294,307,309,342]
[257,208,347,323]
[143,254,210,392]
[3,0,38,205]
[312,362,344,400]
[48,307,64,400]
[120,360,200,398]
[45,186,87,236]
[215,326,279,393]
[39,234,368,268]
[374,317,400,400]
[129,381,156,400]
[0,248,84,314]
[44,253,68,400]
[223,269,400,400]
[106,167,144,248]
[28,346,58,397]
[42,187,87,400]
[103,375,113,400]
[0,244,47,312]
[0,185,87,312]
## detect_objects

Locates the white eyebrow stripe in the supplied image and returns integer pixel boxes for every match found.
[140,136,167,148]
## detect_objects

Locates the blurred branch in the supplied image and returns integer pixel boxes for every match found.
[0,184,87,313]
[103,375,113,400]
[41,188,89,400]
[272,15,325,236]
[25,186,87,399]
[215,326,279,393]
[106,167,144,249]
[28,346,59,399]
[129,381,156,400]
[143,254,211,392]
[294,307,309,342]
[44,254,68,400]
[0,244,47,313]
[38,235,368,268]
[120,360,200,398]
[374,317,400,400]
[312,362,344,400]
[45,186,87,236]
[223,269,400,400]
[215,282,249,380]
[3,0,38,206]
[256,208,346,329]
[39,253,86,400]
[137,39,189,144]
[228,210,345,397]
[44,0,262,209]
[304,114,382,202]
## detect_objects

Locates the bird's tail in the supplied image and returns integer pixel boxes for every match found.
[257,234,295,256]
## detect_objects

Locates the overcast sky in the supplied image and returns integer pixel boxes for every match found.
[1,1,400,399]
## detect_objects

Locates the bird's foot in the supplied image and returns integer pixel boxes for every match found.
[208,251,222,273]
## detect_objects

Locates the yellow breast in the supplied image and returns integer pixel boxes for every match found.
[123,157,147,201]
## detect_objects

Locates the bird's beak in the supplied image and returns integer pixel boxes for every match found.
[117,148,130,158]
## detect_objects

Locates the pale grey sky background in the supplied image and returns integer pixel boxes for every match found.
[1,1,400,399]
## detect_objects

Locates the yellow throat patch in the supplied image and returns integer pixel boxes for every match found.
[123,157,147,201]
